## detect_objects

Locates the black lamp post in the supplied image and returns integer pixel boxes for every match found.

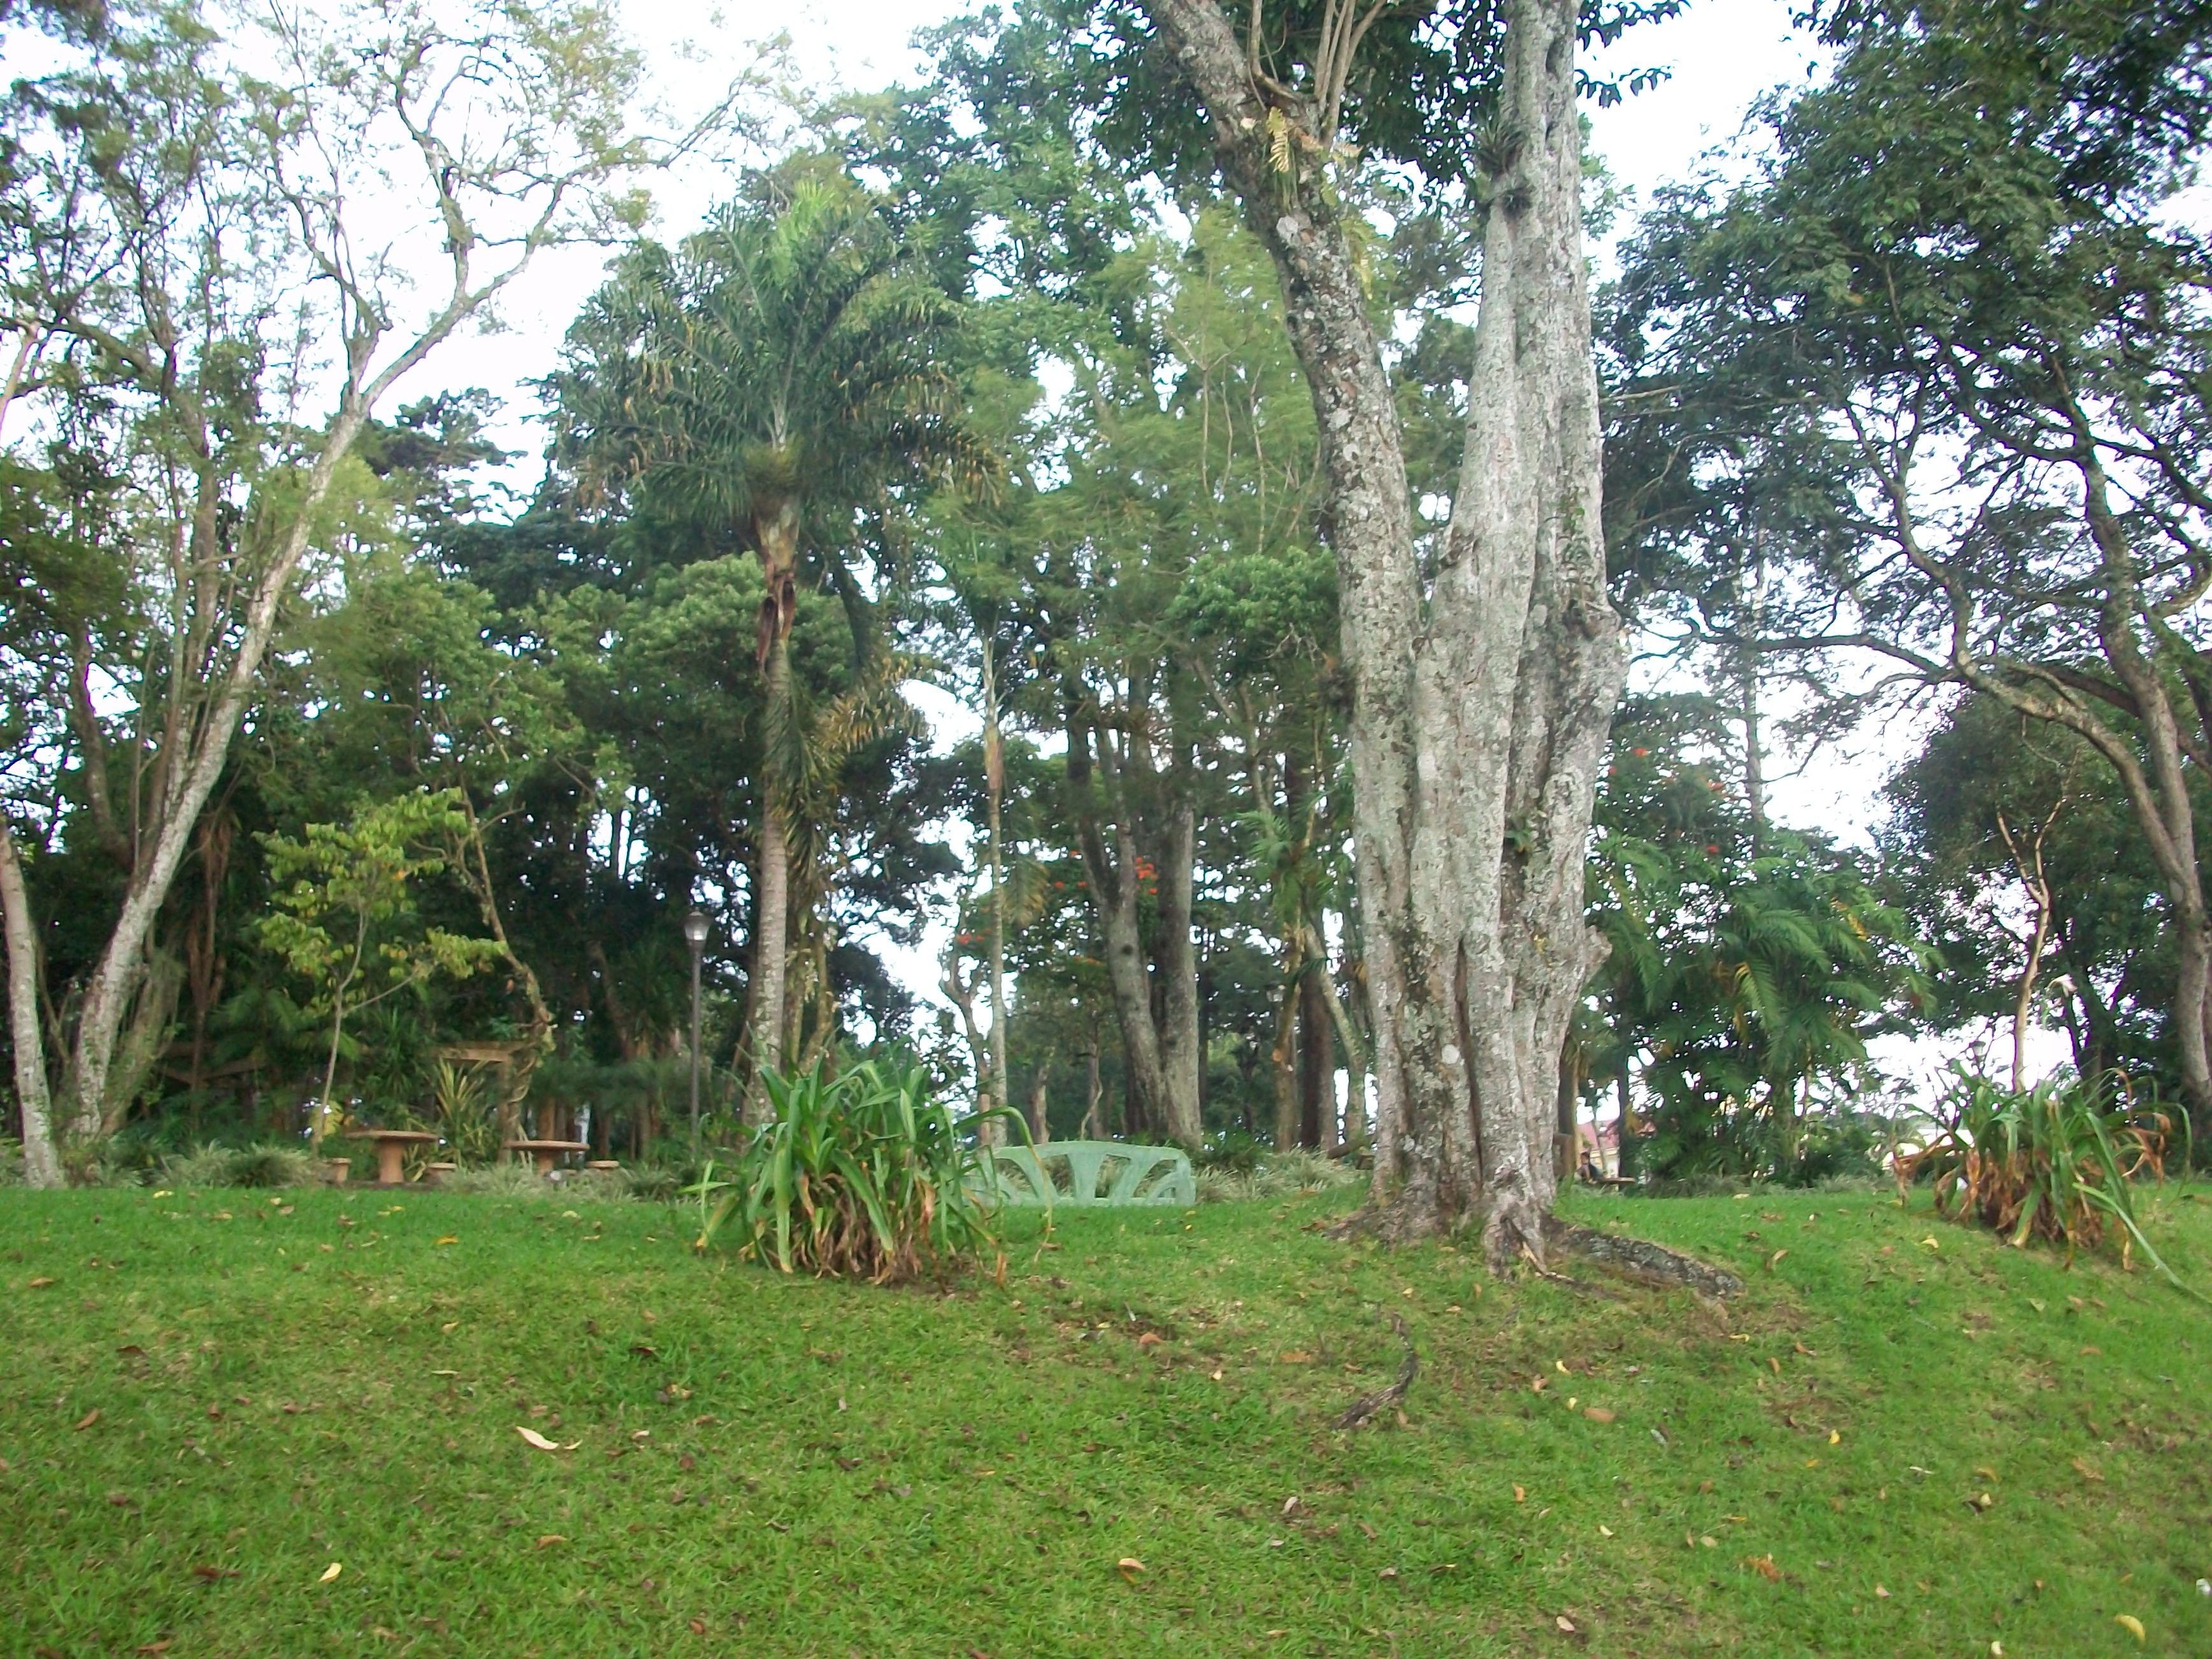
[684,909,709,1163]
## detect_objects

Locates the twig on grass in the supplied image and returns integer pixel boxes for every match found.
[1335,1312,1417,1430]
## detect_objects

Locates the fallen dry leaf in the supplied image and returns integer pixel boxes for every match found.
[1766,1249,1788,1272]
[1744,1555,1781,1582]
[27,1276,55,1289]
[2071,1456,2104,1483]
[1116,1557,1144,1581]
[190,1565,237,1581]
[1583,1407,1615,1423]
[689,1619,708,1636]
[135,1642,171,1655]
[73,1409,99,1431]
[1279,1350,1313,1363]
[1598,1525,1614,1538]
[2114,1614,2146,1643]
[515,1426,579,1452]
[1377,1566,1398,1580]
[1512,1484,1526,1504]
[1137,1332,1163,1348]
[535,1535,565,1549]
[317,1562,343,1584]
[434,1236,458,1247]
[1555,1614,1576,1633]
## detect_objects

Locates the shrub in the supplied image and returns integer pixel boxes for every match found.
[160,1143,323,1189]
[1907,1065,2195,1291]
[696,1060,1014,1283]
[1196,1146,1364,1203]
[430,1061,503,1165]
[440,1161,561,1198]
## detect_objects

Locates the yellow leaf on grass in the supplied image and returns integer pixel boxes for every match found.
[515,1426,578,1452]
[1828,1430,1841,1445]
[318,1562,342,1584]
[1766,1249,1788,1272]
[1116,1558,1144,1580]
[27,1277,55,1289]
[1919,1236,1941,1251]
[2114,1614,2145,1643]
[434,1237,458,1247]
[1512,1485,1526,1504]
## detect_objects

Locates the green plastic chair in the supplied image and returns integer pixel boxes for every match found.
[979,1140,1196,1207]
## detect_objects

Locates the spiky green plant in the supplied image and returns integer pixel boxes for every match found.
[430,1059,501,1165]
[1908,1065,2197,1295]
[696,1060,1016,1283]
[160,1143,322,1189]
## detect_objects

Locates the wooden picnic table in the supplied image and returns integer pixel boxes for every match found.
[506,1138,589,1176]
[347,1128,439,1186]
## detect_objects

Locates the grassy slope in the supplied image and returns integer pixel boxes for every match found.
[1,1182,2207,1658]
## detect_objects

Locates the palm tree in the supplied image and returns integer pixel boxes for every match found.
[554,171,986,1097]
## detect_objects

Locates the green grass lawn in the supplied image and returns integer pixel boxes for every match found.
[2,1181,2208,1658]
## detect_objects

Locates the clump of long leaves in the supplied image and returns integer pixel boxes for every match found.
[1907,1064,2195,1293]
[696,1061,1016,1284]
[161,1142,324,1189]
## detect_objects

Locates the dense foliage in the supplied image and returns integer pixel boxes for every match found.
[2,0,2207,1221]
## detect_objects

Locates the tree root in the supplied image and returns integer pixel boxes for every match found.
[1329,1193,1741,1300]
[1542,1218,1742,1298]
[1334,1312,1417,1430]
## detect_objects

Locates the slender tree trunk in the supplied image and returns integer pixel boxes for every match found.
[1298,964,1330,1151]
[1,829,61,1186]
[1081,1043,1104,1140]
[1028,1064,1050,1144]
[57,404,372,1135]
[753,634,794,1098]
[1154,796,1202,1147]
[982,640,1010,1145]
[1615,1067,1637,1178]
[1145,0,1622,1267]
[1270,953,1300,1149]
[1739,625,1767,848]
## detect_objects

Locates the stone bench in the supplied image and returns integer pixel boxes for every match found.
[979,1141,1195,1208]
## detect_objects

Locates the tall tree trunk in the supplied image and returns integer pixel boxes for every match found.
[982,640,1010,1144]
[1145,0,1622,1267]
[1028,1063,1050,1144]
[1,830,61,1187]
[1298,963,1330,1150]
[750,501,801,1105]
[1271,954,1300,1149]
[1154,796,1202,1147]
[1081,1043,1104,1140]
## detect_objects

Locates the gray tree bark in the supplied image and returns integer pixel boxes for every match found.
[1143,0,1623,1267]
